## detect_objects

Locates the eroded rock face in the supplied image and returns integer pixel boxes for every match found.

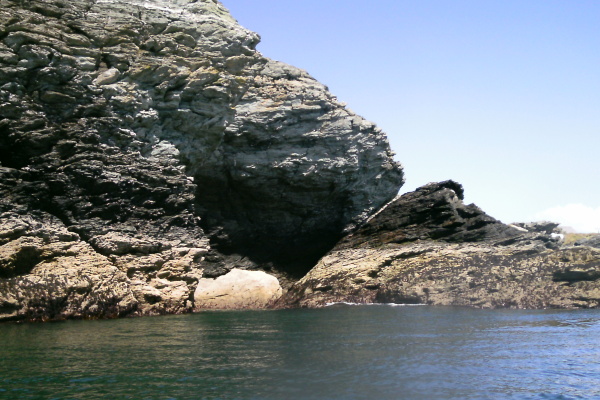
[194,268,282,310]
[283,181,600,309]
[196,60,403,273]
[0,0,403,321]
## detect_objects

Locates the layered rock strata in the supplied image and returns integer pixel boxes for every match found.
[284,181,600,309]
[574,235,600,249]
[0,0,403,321]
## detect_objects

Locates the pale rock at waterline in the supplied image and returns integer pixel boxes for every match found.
[194,268,282,310]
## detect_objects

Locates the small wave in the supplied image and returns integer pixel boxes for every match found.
[325,302,426,307]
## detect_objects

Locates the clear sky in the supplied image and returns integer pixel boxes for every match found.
[222,0,600,232]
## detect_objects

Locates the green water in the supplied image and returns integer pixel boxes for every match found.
[1,305,599,399]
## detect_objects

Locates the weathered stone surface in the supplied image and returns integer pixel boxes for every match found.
[511,221,562,235]
[283,182,600,309]
[335,180,528,249]
[195,59,403,274]
[0,211,137,321]
[0,0,402,321]
[194,268,282,310]
[574,235,600,249]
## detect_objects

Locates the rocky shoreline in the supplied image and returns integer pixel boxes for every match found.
[282,181,600,309]
[1,0,599,322]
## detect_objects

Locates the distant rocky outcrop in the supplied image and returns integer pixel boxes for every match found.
[574,235,600,249]
[0,0,403,321]
[196,59,402,274]
[283,181,600,309]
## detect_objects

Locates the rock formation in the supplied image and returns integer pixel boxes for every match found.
[6,0,594,320]
[0,0,403,321]
[196,59,402,275]
[574,235,600,249]
[284,181,600,309]
[511,221,562,235]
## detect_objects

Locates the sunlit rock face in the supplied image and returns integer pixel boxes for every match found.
[0,0,403,321]
[196,59,404,274]
[283,181,600,309]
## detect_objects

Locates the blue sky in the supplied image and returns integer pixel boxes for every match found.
[222,1,600,232]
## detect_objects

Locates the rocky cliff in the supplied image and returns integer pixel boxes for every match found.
[0,0,403,321]
[284,181,600,309]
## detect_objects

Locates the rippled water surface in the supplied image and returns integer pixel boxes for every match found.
[1,305,600,399]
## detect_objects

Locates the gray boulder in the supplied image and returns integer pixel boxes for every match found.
[511,221,562,235]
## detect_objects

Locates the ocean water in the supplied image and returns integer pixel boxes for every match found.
[1,305,599,400]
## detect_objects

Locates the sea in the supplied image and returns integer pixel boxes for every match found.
[1,304,599,400]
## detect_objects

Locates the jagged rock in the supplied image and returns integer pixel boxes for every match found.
[574,235,600,249]
[335,180,526,249]
[0,0,402,321]
[195,59,403,274]
[0,211,137,321]
[512,221,562,235]
[283,181,600,309]
[194,268,282,310]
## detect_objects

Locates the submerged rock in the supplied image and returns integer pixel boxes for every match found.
[0,0,402,321]
[283,181,600,309]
